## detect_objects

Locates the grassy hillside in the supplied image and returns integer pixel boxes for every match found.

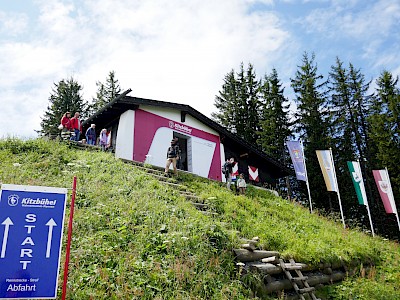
[0,139,399,299]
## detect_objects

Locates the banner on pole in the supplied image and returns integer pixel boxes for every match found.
[373,169,398,215]
[316,150,338,192]
[347,161,368,206]
[286,141,306,181]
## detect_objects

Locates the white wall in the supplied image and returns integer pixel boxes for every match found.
[220,143,226,182]
[146,127,216,177]
[145,127,173,168]
[190,136,216,178]
[115,110,135,160]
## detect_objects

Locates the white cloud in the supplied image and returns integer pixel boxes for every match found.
[0,11,29,36]
[4,0,399,139]
[302,0,400,40]
[0,0,292,137]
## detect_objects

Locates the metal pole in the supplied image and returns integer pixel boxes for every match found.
[330,148,345,229]
[300,139,313,213]
[283,140,291,201]
[62,176,77,300]
[358,159,375,237]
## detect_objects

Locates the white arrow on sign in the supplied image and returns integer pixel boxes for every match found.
[1,217,14,258]
[45,218,57,258]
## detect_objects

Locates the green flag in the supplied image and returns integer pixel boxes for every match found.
[347,161,368,205]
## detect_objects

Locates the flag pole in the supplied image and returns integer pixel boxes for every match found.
[359,159,375,237]
[385,167,400,233]
[300,139,313,213]
[330,148,345,229]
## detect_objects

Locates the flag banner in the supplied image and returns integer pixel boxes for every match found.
[373,169,398,215]
[248,166,259,182]
[316,150,338,192]
[286,141,306,181]
[232,162,239,176]
[347,161,368,206]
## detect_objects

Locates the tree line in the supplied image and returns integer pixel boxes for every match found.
[40,71,122,136]
[213,52,400,239]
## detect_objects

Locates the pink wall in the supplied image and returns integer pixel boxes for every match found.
[133,109,222,181]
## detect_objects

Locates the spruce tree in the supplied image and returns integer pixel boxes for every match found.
[328,59,373,225]
[367,70,400,237]
[90,71,122,114]
[212,63,261,145]
[369,71,400,191]
[40,77,87,136]
[212,69,238,133]
[291,52,331,211]
[258,68,293,198]
[245,64,261,144]
[258,68,291,163]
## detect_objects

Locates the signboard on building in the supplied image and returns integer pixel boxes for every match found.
[0,184,67,299]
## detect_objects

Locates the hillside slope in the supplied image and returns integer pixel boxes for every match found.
[0,139,399,299]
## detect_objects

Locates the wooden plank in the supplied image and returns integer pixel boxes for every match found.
[261,256,279,264]
[298,287,315,294]
[291,276,308,282]
[233,249,280,262]
[284,263,303,270]
[248,262,282,275]
[241,243,256,251]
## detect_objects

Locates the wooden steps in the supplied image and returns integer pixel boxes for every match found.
[120,160,218,216]
[279,258,321,300]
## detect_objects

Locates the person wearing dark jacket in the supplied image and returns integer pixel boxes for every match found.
[164,139,180,176]
[85,124,96,145]
[223,158,234,190]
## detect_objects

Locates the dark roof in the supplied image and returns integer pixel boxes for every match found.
[83,89,291,178]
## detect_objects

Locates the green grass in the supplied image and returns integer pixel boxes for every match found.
[0,138,399,299]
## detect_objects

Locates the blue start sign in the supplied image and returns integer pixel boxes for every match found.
[0,184,67,299]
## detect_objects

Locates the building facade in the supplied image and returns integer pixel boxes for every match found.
[83,90,290,184]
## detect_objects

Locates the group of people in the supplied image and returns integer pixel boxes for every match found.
[60,112,82,141]
[163,141,247,194]
[223,158,247,194]
[59,111,109,151]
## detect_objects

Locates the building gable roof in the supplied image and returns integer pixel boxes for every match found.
[83,89,291,178]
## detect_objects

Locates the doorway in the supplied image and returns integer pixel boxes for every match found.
[173,132,191,171]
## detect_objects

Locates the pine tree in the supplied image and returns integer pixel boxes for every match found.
[258,68,293,198]
[90,71,122,114]
[291,52,331,211]
[212,69,238,133]
[212,63,261,145]
[328,59,373,225]
[258,68,291,163]
[369,71,400,191]
[243,63,260,144]
[367,70,400,237]
[40,77,88,136]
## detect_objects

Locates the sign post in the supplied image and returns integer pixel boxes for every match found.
[0,184,67,299]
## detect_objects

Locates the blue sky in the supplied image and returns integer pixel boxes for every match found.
[1,0,399,137]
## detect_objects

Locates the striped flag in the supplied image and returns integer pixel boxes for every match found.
[248,166,259,182]
[316,150,338,192]
[373,169,398,215]
[347,161,368,205]
[232,162,239,176]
